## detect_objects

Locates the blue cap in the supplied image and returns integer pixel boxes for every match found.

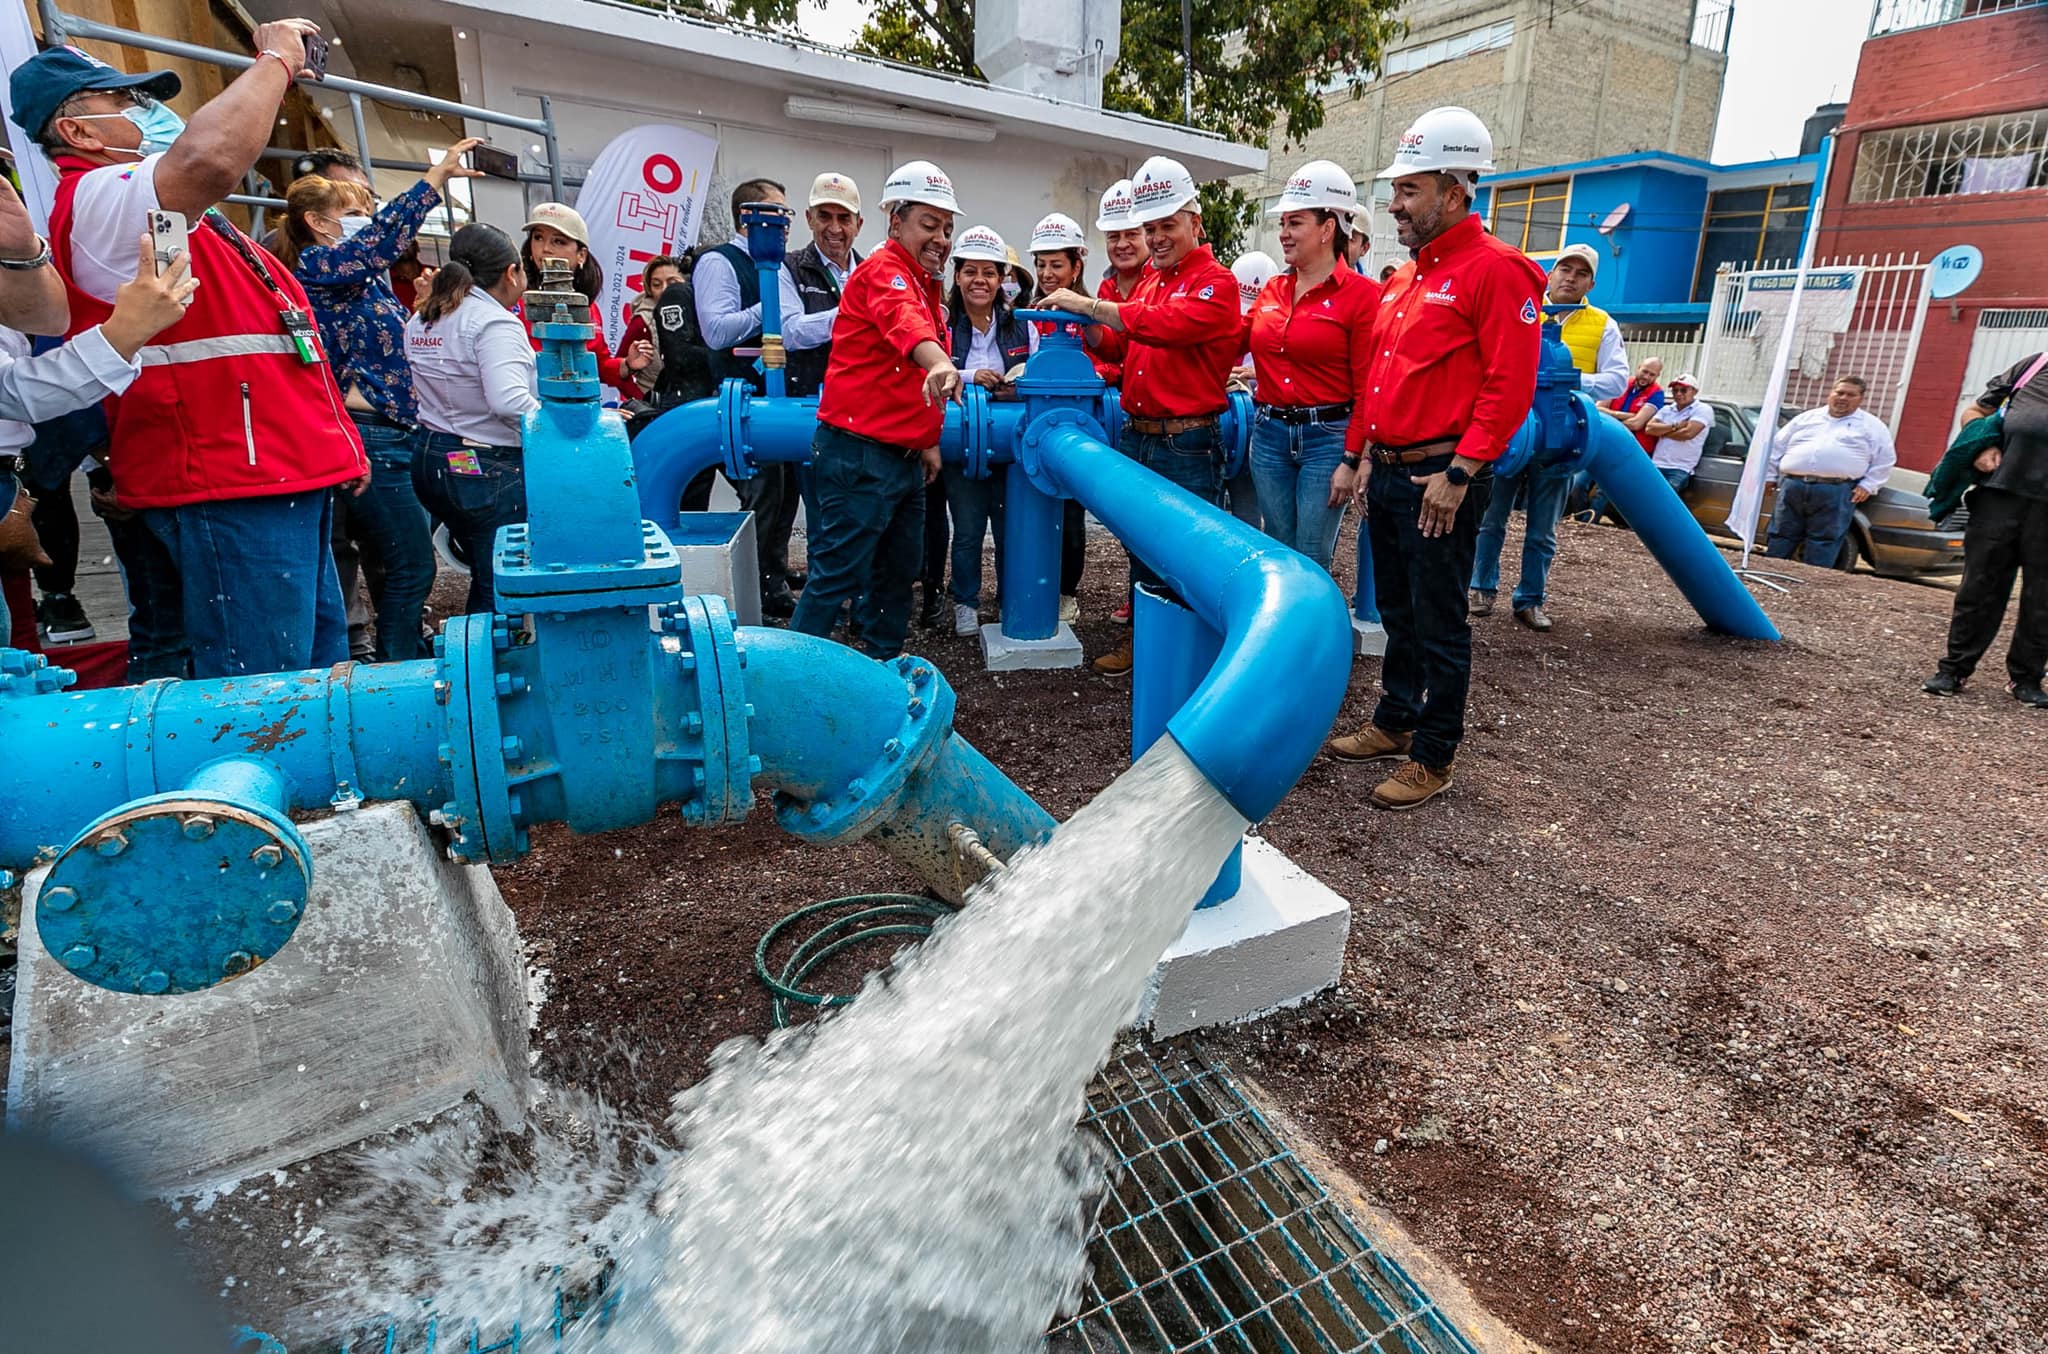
[9,45,181,140]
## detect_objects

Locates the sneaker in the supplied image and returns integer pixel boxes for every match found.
[953,603,980,637]
[1369,759,1455,811]
[1059,594,1080,624]
[1092,634,1134,676]
[1327,723,1413,763]
[1922,671,1963,697]
[918,591,946,629]
[1514,605,1552,632]
[2010,679,2048,709]
[36,592,95,644]
[1468,589,1496,617]
[1112,600,1132,625]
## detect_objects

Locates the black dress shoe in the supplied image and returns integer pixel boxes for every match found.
[761,591,796,620]
[2010,679,2048,708]
[786,571,807,591]
[1922,671,1962,697]
[918,594,946,629]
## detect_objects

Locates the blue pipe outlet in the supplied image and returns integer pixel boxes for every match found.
[1132,587,1242,907]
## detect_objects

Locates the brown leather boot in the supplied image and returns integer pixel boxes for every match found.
[1369,759,1455,810]
[1326,723,1413,762]
[1092,634,1134,676]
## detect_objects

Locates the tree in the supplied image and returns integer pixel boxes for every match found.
[851,0,1403,256]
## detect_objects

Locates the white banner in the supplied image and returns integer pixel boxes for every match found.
[0,8,61,233]
[574,124,718,350]
[1728,266,1821,562]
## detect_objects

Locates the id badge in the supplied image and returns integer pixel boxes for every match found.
[444,447,485,477]
[280,308,323,365]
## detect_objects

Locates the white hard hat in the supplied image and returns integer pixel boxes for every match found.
[1267,160,1361,219]
[1096,179,1137,232]
[1029,212,1088,255]
[1377,106,1496,180]
[1229,251,1279,313]
[1129,156,1200,224]
[950,224,1009,264]
[879,159,961,216]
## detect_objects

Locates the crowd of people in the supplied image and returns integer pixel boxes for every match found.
[1,22,2040,824]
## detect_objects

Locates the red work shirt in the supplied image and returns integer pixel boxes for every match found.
[1117,246,1240,419]
[1359,214,1546,462]
[816,237,948,449]
[1086,270,1144,384]
[1242,265,1380,450]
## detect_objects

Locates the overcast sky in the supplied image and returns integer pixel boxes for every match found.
[797,0,1871,166]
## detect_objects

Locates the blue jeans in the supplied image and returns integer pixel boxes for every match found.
[1118,424,1223,605]
[790,423,926,660]
[142,491,348,679]
[1766,477,1855,568]
[1249,414,1347,570]
[1471,461,1571,611]
[1369,457,1492,769]
[413,431,526,616]
[346,415,435,661]
[942,466,1005,608]
[1587,466,1692,527]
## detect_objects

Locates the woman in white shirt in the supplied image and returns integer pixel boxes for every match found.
[404,223,539,615]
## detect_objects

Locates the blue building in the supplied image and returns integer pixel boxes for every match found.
[1473,149,1823,326]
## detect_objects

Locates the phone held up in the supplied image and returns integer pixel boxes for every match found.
[147,209,188,277]
[301,33,330,81]
[468,144,520,181]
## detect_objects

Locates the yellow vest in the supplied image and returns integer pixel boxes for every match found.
[1557,303,1611,376]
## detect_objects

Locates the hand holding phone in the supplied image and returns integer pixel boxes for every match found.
[147,210,189,278]
[301,33,330,80]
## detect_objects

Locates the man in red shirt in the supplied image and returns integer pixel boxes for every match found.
[788,160,965,660]
[1042,155,1241,675]
[1326,107,1546,810]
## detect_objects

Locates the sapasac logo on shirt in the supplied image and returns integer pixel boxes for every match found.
[1423,277,1458,305]
[1197,285,1215,300]
[1519,298,1539,323]
[890,274,908,290]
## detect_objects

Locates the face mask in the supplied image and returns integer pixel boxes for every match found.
[1000,279,1022,303]
[337,215,372,241]
[70,98,186,157]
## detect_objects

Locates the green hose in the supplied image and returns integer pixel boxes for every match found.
[753,894,958,1029]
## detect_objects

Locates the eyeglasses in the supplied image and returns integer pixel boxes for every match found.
[62,88,153,119]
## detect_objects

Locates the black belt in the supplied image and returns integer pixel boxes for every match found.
[351,408,416,434]
[1257,401,1352,425]
[1367,439,1458,467]
[1785,474,1854,484]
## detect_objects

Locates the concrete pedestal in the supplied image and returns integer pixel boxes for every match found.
[1352,616,1387,658]
[6,803,532,1198]
[1139,836,1350,1038]
[980,621,1084,671]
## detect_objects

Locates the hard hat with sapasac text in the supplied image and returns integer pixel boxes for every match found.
[1096,179,1138,231]
[1229,252,1279,314]
[950,225,1009,264]
[1267,160,1362,218]
[1377,106,1496,180]
[1029,212,1088,254]
[879,159,961,216]
[1129,156,1201,223]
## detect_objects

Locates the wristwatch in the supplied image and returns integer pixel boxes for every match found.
[1340,452,1362,469]
[1444,464,1471,487]
[0,235,52,271]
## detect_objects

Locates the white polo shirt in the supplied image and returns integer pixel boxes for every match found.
[1646,396,1713,474]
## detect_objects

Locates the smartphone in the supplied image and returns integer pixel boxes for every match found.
[469,144,520,181]
[301,33,330,81]
[147,209,188,277]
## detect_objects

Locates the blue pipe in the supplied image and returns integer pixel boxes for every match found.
[1132,587,1242,906]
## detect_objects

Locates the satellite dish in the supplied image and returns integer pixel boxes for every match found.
[1597,202,1632,235]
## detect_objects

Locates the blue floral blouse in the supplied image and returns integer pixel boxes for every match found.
[289,180,441,426]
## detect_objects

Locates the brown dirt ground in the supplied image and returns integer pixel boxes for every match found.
[9,513,2045,1354]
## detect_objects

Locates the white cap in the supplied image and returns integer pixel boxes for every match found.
[808,172,861,213]
[1230,251,1279,313]
[523,202,590,247]
[1267,160,1362,219]
[1670,372,1700,389]
[879,159,961,216]
[1096,179,1137,231]
[1554,242,1600,280]
[1377,106,1496,180]
[951,225,1009,264]
[1028,212,1088,255]
[1130,156,1200,224]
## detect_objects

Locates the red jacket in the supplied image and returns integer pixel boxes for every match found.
[1083,271,1144,385]
[1358,214,1545,462]
[50,159,365,509]
[816,237,948,449]
[1116,246,1240,419]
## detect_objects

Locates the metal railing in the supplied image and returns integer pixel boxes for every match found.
[1870,0,2048,36]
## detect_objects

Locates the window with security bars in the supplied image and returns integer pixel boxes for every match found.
[1849,108,2048,202]
[1486,178,1568,257]
[1690,182,1812,302]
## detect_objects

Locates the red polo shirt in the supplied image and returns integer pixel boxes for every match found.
[816,237,948,448]
[1359,214,1546,462]
[1242,265,1379,449]
[1117,246,1240,419]
[1085,270,1144,384]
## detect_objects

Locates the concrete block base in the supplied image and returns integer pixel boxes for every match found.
[1352,616,1387,657]
[1139,837,1350,1039]
[981,621,1084,670]
[6,802,532,1198]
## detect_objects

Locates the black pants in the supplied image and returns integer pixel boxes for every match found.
[1938,487,2048,686]
[1368,458,1492,769]
[1061,498,1086,596]
[28,480,78,595]
[921,478,948,598]
[735,463,800,601]
[414,433,526,617]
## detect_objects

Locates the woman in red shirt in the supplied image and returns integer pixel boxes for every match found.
[1241,160,1374,572]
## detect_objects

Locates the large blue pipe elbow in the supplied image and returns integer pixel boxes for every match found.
[1574,396,1781,641]
[1032,423,1352,822]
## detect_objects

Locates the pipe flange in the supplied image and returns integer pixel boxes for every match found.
[436,613,520,863]
[960,383,995,480]
[719,378,756,482]
[1017,407,1106,499]
[772,654,956,844]
[37,793,311,994]
[1101,387,1125,450]
[666,594,755,826]
[1221,389,1254,479]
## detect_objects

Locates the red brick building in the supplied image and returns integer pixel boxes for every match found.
[1817,0,2048,468]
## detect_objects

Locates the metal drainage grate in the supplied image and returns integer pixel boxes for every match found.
[1052,1041,1476,1354]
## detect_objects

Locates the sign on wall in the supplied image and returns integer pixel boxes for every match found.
[575,124,719,349]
